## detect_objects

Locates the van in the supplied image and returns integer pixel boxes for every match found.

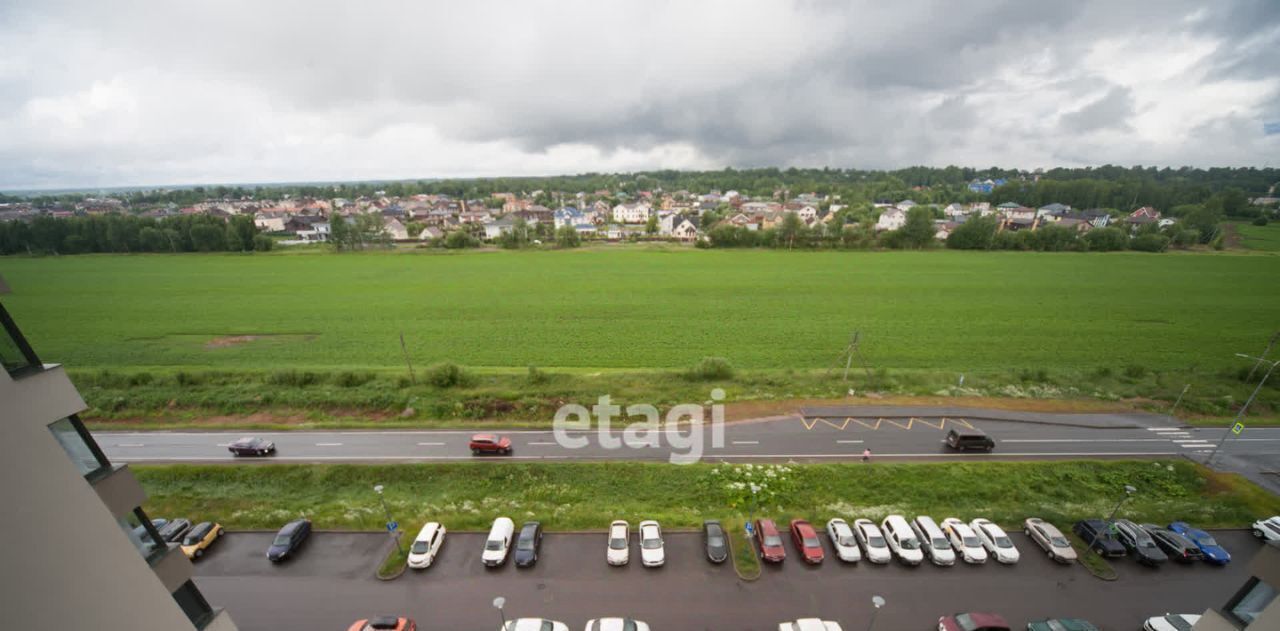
[945,428,994,452]
[880,515,923,565]
[482,517,515,567]
[911,515,956,566]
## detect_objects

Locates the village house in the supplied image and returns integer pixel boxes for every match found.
[875,208,907,231]
[419,226,444,241]
[254,212,287,232]
[611,202,651,224]
[383,217,409,240]
[1125,206,1162,226]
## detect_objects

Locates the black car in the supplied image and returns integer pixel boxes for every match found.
[132,518,168,546]
[267,518,311,562]
[1113,519,1167,566]
[703,520,728,563]
[229,436,276,457]
[945,428,994,452]
[1142,524,1204,563]
[157,518,193,543]
[1071,519,1126,557]
[513,521,543,568]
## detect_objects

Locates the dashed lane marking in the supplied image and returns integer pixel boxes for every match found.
[731,440,760,445]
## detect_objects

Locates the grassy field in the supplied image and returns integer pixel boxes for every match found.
[1236,222,1280,252]
[134,460,1280,534]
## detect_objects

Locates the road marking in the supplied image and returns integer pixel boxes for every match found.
[1147,428,1183,432]
[112,451,1185,463]
[1001,438,1169,443]
[835,439,865,444]
[215,443,231,447]
[416,442,446,446]
[1174,440,1211,445]
[528,442,558,446]
[116,443,145,447]
[315,442,343,446]
[731,440,760,445]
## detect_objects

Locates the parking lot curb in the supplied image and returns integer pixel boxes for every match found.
[374,537,406,581]
[729,532,761,582]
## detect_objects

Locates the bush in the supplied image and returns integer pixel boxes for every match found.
[1130,233,1170,252]
[174,371,204,386]
[129,372,155,387]
[252,234,275,252]
[267,370,324,387]
[1171,229,1200,248]
[1082,227,1129,251]
[333,371,375,388]
[425,363,476,388]
[1028,225,1079,251]
[1123,364,1147,379]
[945,216,999,250]
[991,230,1029,250]
[686,357,735,381]
[443,230,480,249]
[526,365,550,385]
[1253,216,1269,226]
[555,225,581,248]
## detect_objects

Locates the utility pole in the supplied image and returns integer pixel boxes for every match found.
[399,332,416,385]
[1246,332,1279,382]
[1208,354,1280,467]
[1168,384,1190,419]
[1087,485,1135,554]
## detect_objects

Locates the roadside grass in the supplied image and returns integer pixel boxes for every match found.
[1065,532,1119,580]
[376,540,409,580]
[722,517,761,580]
[134,460,1280,538]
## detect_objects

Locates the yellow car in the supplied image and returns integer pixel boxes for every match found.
[181,522,225,559]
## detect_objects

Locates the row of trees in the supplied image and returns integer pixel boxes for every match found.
[0,214,271,255]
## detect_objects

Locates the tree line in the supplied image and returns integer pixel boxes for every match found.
[0,214,272,255]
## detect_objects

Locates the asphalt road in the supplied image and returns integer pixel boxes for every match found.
[193,530,1264,631]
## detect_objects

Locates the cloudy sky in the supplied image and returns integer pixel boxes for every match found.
[2,0,1278,190]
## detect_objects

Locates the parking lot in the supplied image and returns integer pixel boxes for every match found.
[194,529,1261,630]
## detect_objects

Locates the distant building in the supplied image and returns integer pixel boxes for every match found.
[876,208,907,231]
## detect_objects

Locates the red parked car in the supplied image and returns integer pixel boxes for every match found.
[939,613,1011,631]
[347,616,416,631]
[755,519,787,563]
[789,519,825,564]
[469,434,512,455]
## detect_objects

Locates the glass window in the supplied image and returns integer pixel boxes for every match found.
[1228,577,1278,625]
[171,580,216,629]
[48,417,109,477]
[0,303,40,376]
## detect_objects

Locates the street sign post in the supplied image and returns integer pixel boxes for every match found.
[1233,423,1245,436]
[387,521,399,533]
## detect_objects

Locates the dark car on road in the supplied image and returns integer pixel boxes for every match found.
[514,521,543,568]
[939,612,1010,631]
[469,434,513,455]
[228,436,275,457]
[157,518,193,543]
[347,616,416,631]
[1113,519,1167,566]
[1142,524,1203,563]
[755,519,786,563]
[789,519,825,564]
[267,518,311,562]
[703,520,728,563]
[945,428,995,452]
[1169,521,1230,565]
[1027,619,1099,631]
[1072,519,1126,557]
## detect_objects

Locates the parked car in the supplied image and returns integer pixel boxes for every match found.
[788,519,825,564]
[939,613,1010,631]
[407,522,446,569]
[1072,519,1126,557]
[502,619,569,631]
[469,434,512,455]
[1026,619,1098,631]
[157,518,193,543]
[639,520,664,567]
[703,520,728,563]
[756,518,787,563]
[584,618,651,631]
[941,518,987,564]
[266,518,311,562]
[1251,516,1280,542]
[1024,518,1076,563]
[132,518,167,546]
[1142,524,1203,563]
[881,515,923,565]
[1168,521,1231,564]
[1113,518,1168,566]
[514,521,543,568]
[482,517,515,567]
[1142,614,1201,631]
[180,521,224,559]
[853,519,891,564]
[778,619,843,631]
[912,515,955,566]
[228,436,275,457]
[970,518,1019,564]
[825,518,861,563]
[945,428,994,452]
[607,520,630,566]
[348,616,416,631]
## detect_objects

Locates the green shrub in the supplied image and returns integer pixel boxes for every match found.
[526,365,550,385]
[425,363,476,388]
[443,230,480,249]
[129,372,155,387]
[267,370,324,387]
[333,371,375,388]
[1083,227,1129,251]
[174,371,204,386]
[1253,216,1269,226]
[1130,234,1170,252]
[252,234,275,252]
[686,357,735,381]
[1123,364,1147,379]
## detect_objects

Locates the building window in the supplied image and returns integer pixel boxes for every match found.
[48,416,111,478]
[0,302,42,377]
[1226,576,1278,626]
[171,580,216,629]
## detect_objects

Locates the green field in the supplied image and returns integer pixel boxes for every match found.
[1236,222,1280,252]
[4,249,1278,372]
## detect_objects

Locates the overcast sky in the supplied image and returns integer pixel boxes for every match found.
[2,0,1278,190]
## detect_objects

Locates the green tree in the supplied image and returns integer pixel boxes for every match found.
[1181,205,1222,243]
[1082,227,1129,251]
[885,207,935,249]
[189,224,224,252]
[328,216,351,250]
[945,216,998,250]
[444,229,480,249]
[645,214,658,235]
[775,212,804,249]
[555,225,581,248]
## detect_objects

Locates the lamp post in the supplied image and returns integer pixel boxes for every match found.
[866,595,885,631]
[1207,354,1280,467]
[373,484,402,554]
[1087,484,1136,555]
[493,596,507,630]
[748,483,760,525]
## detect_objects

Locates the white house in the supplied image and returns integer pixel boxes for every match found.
[876,208,907,231]
[943,203,968,219]
[384,217,409,240]
[254,212,286,232]
[297,222,331,243]
[670,217,700,241]
[796,206,818,222]
[897,199,918,209]
[419,226,444,241]
[611,202,651,224]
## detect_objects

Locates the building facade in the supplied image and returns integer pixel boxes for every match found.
[0,275,236,630]
[1195,541,1280,629]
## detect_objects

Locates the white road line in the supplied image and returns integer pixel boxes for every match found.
[112,451,1184,462]
[1174,440,1211,445]
[835,439,865,444]
[115,443,146,447]
[1001,439,1169,443]
[416,442,446,446]
[1146,427,1181,431]
[731,440,760,445]
[528,442,558,446]
[215,443,231,447]
[315,442,344,446]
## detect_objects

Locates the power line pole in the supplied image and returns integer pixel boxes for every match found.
[1207,354,1280,467]
[399,331,416,385]
[1247,331,1279,382]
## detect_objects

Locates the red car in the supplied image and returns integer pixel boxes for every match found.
[469,434,512,455]
[347,616,416,631]
[755,518,787,563]
[939,613,1011,631]
[789,519,825,564]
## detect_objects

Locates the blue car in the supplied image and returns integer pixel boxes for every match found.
[1169,521,1231,565]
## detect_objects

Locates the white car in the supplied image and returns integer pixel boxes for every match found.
[911,515,955,567]
[825,518,861,562]
[970,518,1019,564]
[880,515,923,565]
[778,619,843,631]
[853,519,892,564]
[607,520,630,566]
[406,521,445,569]
[585,618,651,631]
[639,520,664,567]
[1142,614,1201,631]
[1252,516,1280,542]
[941,518,987,564]
[502,619,569,631]
[482,517,515,567]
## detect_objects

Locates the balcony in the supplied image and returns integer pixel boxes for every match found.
[0,300,42,380]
